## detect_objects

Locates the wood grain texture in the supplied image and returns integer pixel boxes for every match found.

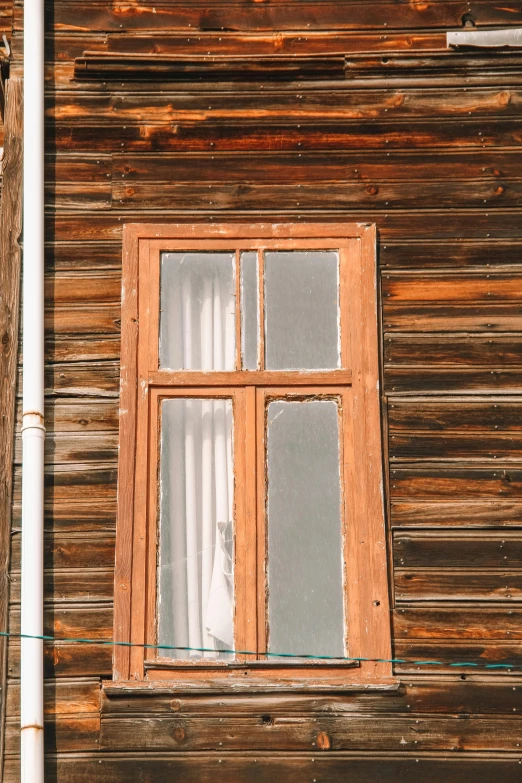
[47,211,522,243]
[49,90,522,123]
[390,499,522,528]
[6,754,522,783]
[6,642,112,679]
[74,53,346,82]
[394,640,522,672]
[12,2,522,33]
[100,713,522,752]
[99,678,522,715]
[110,151,522,184]
[49,119,522,153]
[4,714,100,755]
[394,532,522,569]
[10,532,115,571]
[0,78,22,776]
[395,569,522,602]
[7,0,522,773]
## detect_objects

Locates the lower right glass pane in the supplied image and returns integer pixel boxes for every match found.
[266,398,345,660]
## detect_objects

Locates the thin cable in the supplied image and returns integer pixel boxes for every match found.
[0,631,519,670]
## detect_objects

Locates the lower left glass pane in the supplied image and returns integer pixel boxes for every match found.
[157,397,234,660]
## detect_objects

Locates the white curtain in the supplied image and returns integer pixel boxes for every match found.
[158,254,236,660]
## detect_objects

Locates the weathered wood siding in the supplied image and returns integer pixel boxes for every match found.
[3,1,522,780]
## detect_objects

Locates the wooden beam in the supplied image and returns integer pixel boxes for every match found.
[73,53,346,82]
[0,76,22,776]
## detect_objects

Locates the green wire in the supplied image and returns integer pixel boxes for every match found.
[0,631,517,670]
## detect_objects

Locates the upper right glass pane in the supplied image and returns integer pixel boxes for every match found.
[264,251,340,370]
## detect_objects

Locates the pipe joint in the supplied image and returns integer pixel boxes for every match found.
[21,724,44,732]
[21,412,45,434]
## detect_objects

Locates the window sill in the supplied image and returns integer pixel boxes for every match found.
[103,675,399,697]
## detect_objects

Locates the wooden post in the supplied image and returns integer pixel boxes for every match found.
[0,76,23,774]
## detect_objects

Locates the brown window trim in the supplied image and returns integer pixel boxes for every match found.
[112,222,393,691]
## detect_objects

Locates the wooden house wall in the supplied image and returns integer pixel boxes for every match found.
[3,1,522,780]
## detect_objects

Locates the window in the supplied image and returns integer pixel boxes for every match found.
[114,223,392,688]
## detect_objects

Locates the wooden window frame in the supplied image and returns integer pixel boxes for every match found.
[113,222,393,689]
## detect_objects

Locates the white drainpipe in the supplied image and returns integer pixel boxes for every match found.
[21,0,45,780]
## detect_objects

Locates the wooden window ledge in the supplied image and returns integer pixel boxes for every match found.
[103,677,400,697]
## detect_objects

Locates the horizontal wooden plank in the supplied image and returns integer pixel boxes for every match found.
[6,679,101,717]
[343,50,522,79]
[14,2,522,33]
[390,467,522,500]
[102,31,448,57]
[8,604,113,640]
[394,640,522,673]
[4,714,100,755]
[37,31,447,61]
[402,679,522,714]
[394,533,522,569]
[45,271,121,306]
[47,242,122,271]
[11,497,117,533]
[10,533,114,571]
[50,335,120,363]
[385,336,522,393]
[7,641,112,679]
[48,212,522,243]
[111,150,522,184]
[74,54,346,82]
[50,119,522,153]
[389,433,522,461]
[50,89,522,124]
[103,691,409,718]
[394,605,522,640]
[100,713,522,752]
[41,336,121,364]
[390,500,522,527]
[9,569,114,604]
[101,678,522,716]
[17,362,120,397]
[6,753,522,783]
[388,400,522,433]
[46,182,111,210]
[42,69,522,94]
[385,368,522,394]
[380,241,522,269]
[47,305,121,335]
[12,463,118,503]
[111,179,522,211]
[13,431,118,464]
[395,569,522,602]
[385,336,522,368]
[383,273,522,303]
[383,304,522,333]
[15,399,119,433]
[46,153,112,183]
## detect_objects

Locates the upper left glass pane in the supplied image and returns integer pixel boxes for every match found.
[160,252,236,371]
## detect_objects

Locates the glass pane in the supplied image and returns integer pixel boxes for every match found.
[158,397,234,660]
[160,252,236,371]
[266,399,344,659]
[264,251,340,371]
[240,251,258,370]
